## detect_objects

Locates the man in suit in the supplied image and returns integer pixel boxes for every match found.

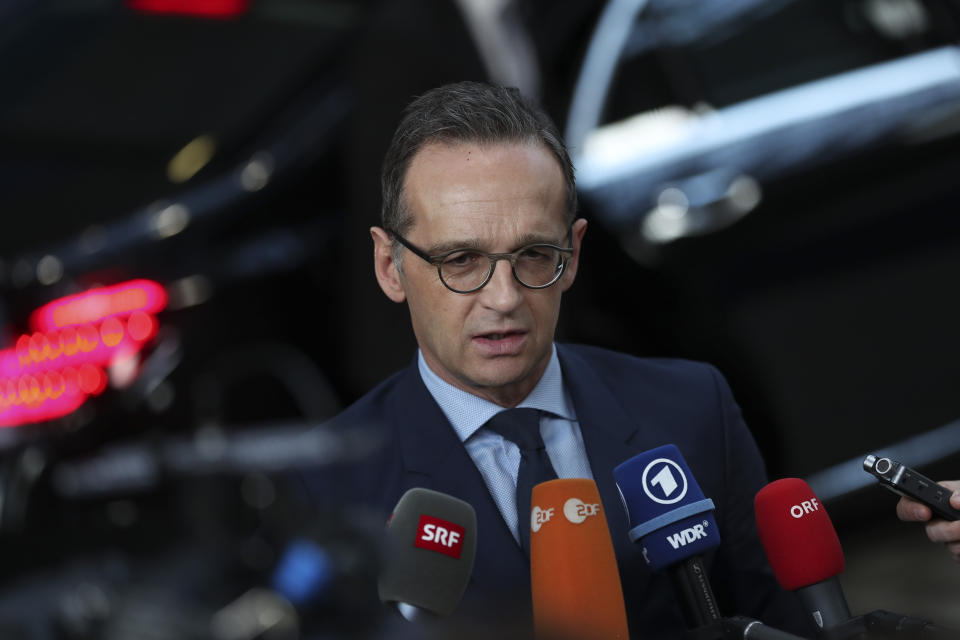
[303,81,809,638]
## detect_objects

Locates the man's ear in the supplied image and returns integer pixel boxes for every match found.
[559,217,588,292]
[371,226,407,303]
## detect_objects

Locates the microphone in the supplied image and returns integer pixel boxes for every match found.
[529,478,630,639]
[858,609,956,639]
[613,444,722,629]
[723,616,812,639]
[754,478,851,633]
[268,502,386,636]
[377,487,477,619]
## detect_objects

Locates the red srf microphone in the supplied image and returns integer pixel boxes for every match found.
[754,478,851,633]
[529,478,629,639]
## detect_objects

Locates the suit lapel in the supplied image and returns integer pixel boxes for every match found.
[389,361,529,586]
[556,345,647,562]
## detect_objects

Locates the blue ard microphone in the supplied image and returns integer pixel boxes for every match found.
[614,444,722,629]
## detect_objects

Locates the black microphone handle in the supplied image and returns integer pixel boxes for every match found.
[393,602,437,622]
[795,576,852,632]
[724,616,810,640]
[669,555,722,629]
[681,617,809,640]
[856,609,957,639]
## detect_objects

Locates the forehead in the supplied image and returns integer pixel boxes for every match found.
[403,140,567,239]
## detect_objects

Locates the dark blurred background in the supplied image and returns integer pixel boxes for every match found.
[1,0,960,637]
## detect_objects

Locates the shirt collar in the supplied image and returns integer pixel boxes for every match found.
[417,344,575,443]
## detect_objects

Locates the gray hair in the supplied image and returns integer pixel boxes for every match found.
[380,82,577,265]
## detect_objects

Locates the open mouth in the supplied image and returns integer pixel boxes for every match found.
[478,330,525,341]
[472,330,528,355]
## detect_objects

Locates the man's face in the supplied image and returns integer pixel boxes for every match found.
[372,141,586,407]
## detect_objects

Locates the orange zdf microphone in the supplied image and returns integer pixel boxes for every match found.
[530,478,629,639]
[754,478,851,634]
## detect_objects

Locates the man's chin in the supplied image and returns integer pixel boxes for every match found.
[462,359,543,396]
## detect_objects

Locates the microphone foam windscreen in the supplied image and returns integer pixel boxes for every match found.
[530,478,629,639]
[378,488,477,616]
[754,478,844,591]
[613,444,720,570]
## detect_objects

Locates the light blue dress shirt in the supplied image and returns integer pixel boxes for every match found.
[418,344,594,543]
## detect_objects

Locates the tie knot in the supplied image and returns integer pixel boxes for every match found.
[484,408,544,452]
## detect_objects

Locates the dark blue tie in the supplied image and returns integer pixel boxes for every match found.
[485,408,558,554]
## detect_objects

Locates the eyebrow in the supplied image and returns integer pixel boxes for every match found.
[425,239,486,255]
[425,232,566,256]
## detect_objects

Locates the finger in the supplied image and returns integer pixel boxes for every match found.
[938,480,960,492]
[948,541,960,562]
[925,519,960,544]
[897,496,932,522]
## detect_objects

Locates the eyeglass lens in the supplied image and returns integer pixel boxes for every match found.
[439,246,564,292]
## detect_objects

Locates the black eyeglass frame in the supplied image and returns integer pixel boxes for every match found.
[387,228,574,294]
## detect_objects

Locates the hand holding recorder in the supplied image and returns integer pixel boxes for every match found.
[895,480,960,562]
[863,455,960,562]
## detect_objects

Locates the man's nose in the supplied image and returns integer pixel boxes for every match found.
[479,257,523,310]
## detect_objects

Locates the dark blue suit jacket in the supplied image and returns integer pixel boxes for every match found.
[299,344,810,638]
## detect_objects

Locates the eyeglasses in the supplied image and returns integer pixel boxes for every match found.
[387,229,574,294]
